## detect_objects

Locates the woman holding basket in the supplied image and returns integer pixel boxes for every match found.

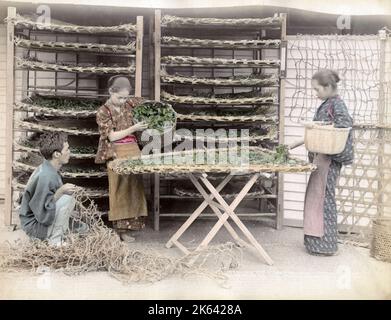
[95,75,148,242]
[302,69,354,256]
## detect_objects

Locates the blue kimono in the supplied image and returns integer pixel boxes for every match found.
[304,95,354,254]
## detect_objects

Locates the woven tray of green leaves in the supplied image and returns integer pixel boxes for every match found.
[27,95,103,111]
[17,94,104,118]
[109,146,316,175]
[132,100,177,146]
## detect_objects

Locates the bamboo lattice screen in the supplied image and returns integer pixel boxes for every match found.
[287,32,391,244]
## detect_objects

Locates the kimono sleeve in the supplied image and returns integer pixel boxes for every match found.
[96,107,114,140]
[29,174,57,226]
[131,96,145,107]
[308,151,314,163]
[331,99,354,165]
[333,99,353,129]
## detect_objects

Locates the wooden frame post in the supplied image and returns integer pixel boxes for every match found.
[153,173,160,231]
[135,16,147,226]
[135,16,143,97]
[154,10,161,101]
[4,7,16,226]
[377,29,387,217]
[148,14,155,100]
[276,13,287,230]
[153,10,162,231]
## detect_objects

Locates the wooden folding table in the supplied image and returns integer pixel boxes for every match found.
[108,146,316,266]
[166,171,274,265]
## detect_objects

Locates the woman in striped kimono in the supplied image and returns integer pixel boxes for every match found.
[303,69,354,256]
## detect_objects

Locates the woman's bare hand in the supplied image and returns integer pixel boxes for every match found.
[131,122,148,132]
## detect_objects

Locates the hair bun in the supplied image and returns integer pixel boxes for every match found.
[108,75,131,93]
[331,70,340,83]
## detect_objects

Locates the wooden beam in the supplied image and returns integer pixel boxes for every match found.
[377,29,387,217]
[153,173,160,231]
[135,16,143,97]
[152,10,161,231]
[4,7,16,226]
[148,14,155,99]
[276,13,287,230]
[154,9,161,101]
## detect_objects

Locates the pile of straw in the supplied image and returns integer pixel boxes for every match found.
[0,190,242,284]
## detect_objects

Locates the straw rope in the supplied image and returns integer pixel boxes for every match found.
[14,37,136,54]
[161,72,279,87]
[0,188,241,284]
[14,142,96,160]
[161,55,280,68]
[161,15,283,28]
[176,112,277,123]
[109,146,316,175]
[15,57,135,75]
[14,101,97,118]
[161,91,276,105]
[16,120,99,136]
[13,161,107,178]
[7,14,137,34]
[162,36,280,48]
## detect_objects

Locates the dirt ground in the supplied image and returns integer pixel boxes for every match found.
[0,202,390,300]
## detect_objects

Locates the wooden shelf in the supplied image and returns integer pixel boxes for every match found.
[13,160,108,178]
[152,10,287,231]
[14,37,136,55]
[14,143,96,160]
[161,37,281,50]
[4,8,145,226]
[161,15,283,30]
[10,14,137,35]
[162,63,280,68]
[161,82,279,88]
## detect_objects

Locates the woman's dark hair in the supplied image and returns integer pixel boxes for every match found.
[38,132,68,160]
[108,75,132,93]
[312,69,340,89]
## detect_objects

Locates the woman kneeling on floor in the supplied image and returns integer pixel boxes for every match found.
[95,75,148,242]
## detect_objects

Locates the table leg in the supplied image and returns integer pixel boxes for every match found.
[195,173,259,250]
[189,174,248,248]
[199,173,274,265]
[165,173,232,248]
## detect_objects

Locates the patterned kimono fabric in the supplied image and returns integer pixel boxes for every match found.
[304,95,354,255]
[95,98,148,231]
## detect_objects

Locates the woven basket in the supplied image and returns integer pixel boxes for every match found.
[303,121,351,154]
[132,100,177,148]
[370,218,391,263]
